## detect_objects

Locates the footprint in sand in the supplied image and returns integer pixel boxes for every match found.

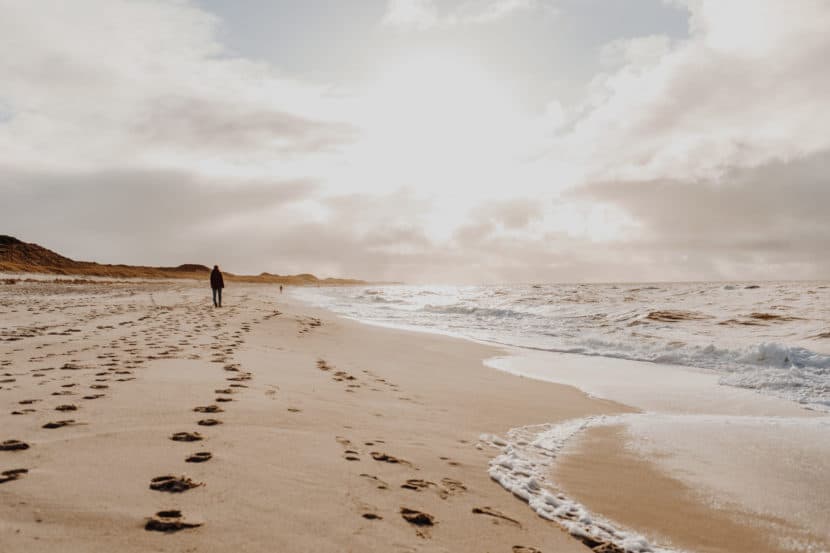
[359,473,389,489]
[11,409,36,415]
[42,419,80,429]
[170,432,203,442]
[472,507,522,527]
[55,404,78,411]
[370,451,411,466]
[0,468,28,484]
[401,479,434,492]
[145,510,202,532]
[193,405,223,413]
[401,477,466,499]
[573,536,626,552]
[0,440,30,451]
[401,508,435,525]
[82,394,105,400]
[513,547,542,553]
[197,418,222,426]
[185,452,212,463]
[438,477,467,498]
[150,475,203,493]
[401,507,435,538]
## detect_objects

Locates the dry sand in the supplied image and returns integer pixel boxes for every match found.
[1,279,816,552]
[1,279,622,552]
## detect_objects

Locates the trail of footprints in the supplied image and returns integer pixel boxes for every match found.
[336,430,537,545]
[150,335,260,531]
[0,281,281,534]
[2,282,552,551]
[323,355,546,552]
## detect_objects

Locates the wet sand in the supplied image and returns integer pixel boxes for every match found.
[1,278,823,552]
[492,352,830,553]
[553,424,828,553]
[1,279,615,552]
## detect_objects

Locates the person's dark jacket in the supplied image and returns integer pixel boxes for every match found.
[210,267,224,289]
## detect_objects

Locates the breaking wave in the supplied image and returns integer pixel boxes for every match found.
[293,281,830,411]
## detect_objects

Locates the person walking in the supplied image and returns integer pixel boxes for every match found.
[210,265,224,307]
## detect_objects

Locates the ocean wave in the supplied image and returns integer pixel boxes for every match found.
[421,303,529,319]
[566,338,830,372]
[293,281,830,410]
[367,295,405,304]
[486,337,830,410]
[582,340,830,409]
[353,290,407,304]
[643,310,711,322]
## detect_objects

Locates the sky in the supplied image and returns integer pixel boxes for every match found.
[1,0,828,283]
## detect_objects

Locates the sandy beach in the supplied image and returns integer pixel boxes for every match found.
[0,278,619,552]
[1,279,826,553]
[4,1,829,550]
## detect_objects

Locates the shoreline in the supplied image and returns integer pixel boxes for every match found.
[292,292,830,552]
[1,279,619,552]
[2,279,826,552]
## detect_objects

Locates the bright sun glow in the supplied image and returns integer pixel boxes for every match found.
[339,49,614,241]
[355,50,523,188]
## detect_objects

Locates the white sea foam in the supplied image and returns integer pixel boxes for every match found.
[292,282,830,550]
[293,281,830,411]
[480,415,681,553]
[482,413,830,553]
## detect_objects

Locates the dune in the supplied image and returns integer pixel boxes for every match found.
[0,235,364,285]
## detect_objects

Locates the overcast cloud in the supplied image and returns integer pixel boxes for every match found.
[1,0,828,282]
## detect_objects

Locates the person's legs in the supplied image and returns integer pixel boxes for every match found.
[212,287,218,307]
[217,288,222,307]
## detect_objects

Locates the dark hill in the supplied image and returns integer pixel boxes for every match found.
[0,235,364,285]
[0,235,79,269]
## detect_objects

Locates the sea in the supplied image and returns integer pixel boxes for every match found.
[294,281,830,411]
[295,281,830,552]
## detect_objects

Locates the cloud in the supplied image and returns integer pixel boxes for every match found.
[133,96,356,157]
[571,150,830,280]
[1,0,828,283]
[558,0,830,184]
[382,0,552,30]
[4,153,828,284]
[472,198,544,230]
[0,0,356,173]
[599,35,673,69]
[0,166,317,268]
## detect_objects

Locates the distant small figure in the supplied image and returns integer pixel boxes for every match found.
[210,265,224,307]
[279,284,283,294]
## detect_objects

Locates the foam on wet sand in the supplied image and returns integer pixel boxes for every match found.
[2,278,826,552]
